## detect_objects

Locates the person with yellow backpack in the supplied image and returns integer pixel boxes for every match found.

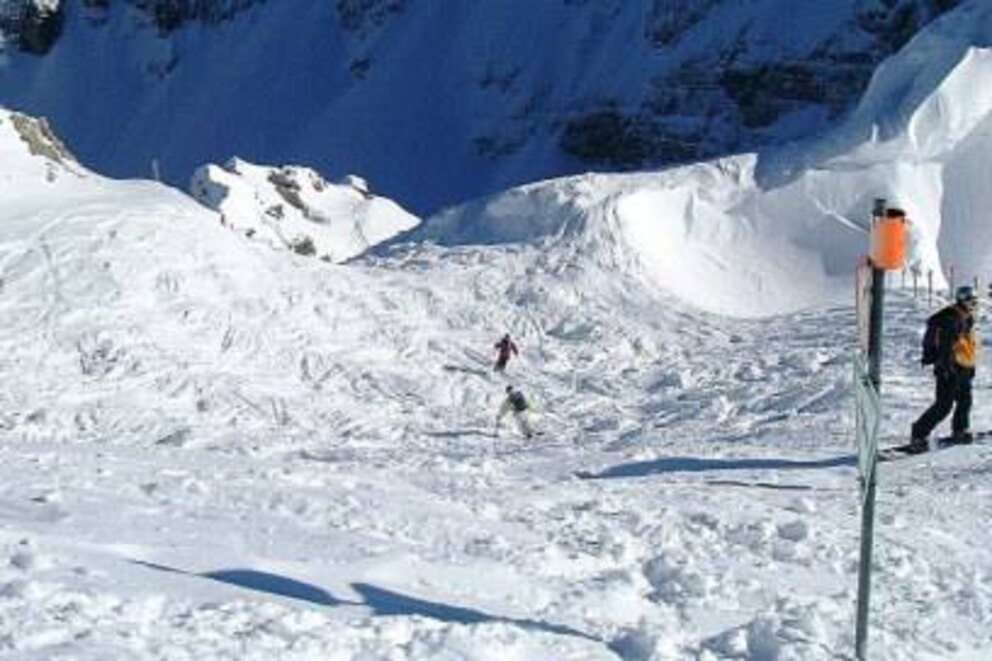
[910,285,979,452]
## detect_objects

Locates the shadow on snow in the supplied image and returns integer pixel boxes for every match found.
[133,561,593,640]
[425,428,494,439]
[133,561,345,606]
[582,453,855,480]
[351,583,593,639]
[206,569,343,606]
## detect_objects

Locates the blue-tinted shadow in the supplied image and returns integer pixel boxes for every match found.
[425,428,493,438]
[133,561,350,607]
[134,562,595,641]
[204,569,345,607]
[351,583,594,640]
[583,454,855,480]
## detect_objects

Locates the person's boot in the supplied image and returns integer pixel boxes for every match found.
[951,430,973,445]
[908,433,929,453]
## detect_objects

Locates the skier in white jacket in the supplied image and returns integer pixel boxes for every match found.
[495,385,534,439]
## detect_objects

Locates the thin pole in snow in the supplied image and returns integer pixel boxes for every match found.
[855,198,887,661]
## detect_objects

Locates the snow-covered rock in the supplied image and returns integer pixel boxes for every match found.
[190,158,420,262]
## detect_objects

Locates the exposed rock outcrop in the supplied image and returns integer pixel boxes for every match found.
[559,0,963,169]
[0,0,64,54]
[8,111,76,164]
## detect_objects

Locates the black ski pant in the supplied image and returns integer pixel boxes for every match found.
[911,369,973,439]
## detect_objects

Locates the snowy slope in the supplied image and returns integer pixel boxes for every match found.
[1,2,992,659]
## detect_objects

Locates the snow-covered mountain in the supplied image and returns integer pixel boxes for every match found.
[1,0,992,658]
[0,0,964,214]
[374,0,992,317]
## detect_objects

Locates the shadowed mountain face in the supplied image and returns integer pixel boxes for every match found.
[0,0,962,214]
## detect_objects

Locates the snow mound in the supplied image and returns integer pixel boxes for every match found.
[383,157,864,318]
[190,158,420,262]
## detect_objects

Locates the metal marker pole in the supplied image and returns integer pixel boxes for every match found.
[856,200,886,660]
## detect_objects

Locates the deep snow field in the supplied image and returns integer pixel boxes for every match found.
[1,2,992,658]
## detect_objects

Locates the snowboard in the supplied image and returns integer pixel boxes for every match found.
[878,430,992,461]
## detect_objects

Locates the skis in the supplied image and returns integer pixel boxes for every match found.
[878,430,992,461]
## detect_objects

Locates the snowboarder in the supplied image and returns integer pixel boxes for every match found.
[493,333,518,372]
[495,385,534,439]
[910,285,979,451]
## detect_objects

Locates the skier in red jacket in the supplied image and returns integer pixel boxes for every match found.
[493,333,518,372]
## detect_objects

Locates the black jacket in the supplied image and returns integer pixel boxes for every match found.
[931,304,976,377]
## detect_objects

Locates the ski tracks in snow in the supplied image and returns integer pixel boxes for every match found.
[2,187,992,657]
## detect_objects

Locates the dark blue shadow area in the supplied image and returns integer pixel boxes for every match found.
[703,479,815,491]
[426,428,493,438]
[352,583,595,640]
[583,454,856,480]
[133,561,350,607]
[204,570,345,607]
[134,562,596,641]
[441,364,490,378]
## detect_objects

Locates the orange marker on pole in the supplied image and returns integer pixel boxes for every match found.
[869,208,907,271]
